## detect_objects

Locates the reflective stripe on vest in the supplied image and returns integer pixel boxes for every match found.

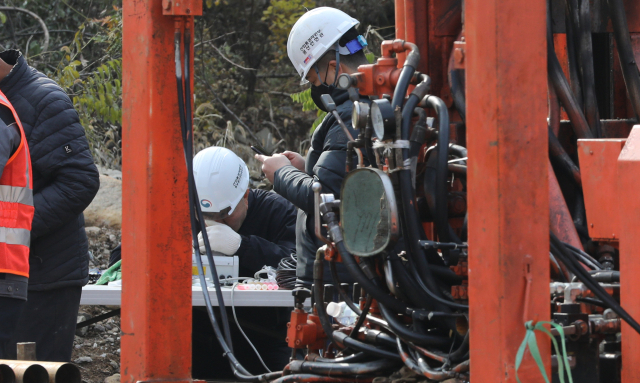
[0,185,33,206]
[0,227,30,247]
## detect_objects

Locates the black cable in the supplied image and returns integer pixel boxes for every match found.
[177,24,278,382]
[350,295,372,337]
[276,254,297,290]
[379,304,451,347]
[565,243,603,269]
[576,297,608,308]
[183,25,234,352]
[329,260,362,315]
[550,232,640,335]
[547,9,593,139]
[577,0,601,137]
[313,247,401,361]
[564,0,584,109]
[608,0,640,118]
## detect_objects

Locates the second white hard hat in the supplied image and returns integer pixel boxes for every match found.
[287,7,359,85]
[193,146,249,214]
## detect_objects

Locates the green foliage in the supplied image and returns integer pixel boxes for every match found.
[262,0,316,63]
[52,9,123,169]
[290,88,326,134]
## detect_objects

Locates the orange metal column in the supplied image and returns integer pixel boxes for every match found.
[466,0,550,381]
[395,0,406,65]
[121,1,193,382]
[618,126,640,383]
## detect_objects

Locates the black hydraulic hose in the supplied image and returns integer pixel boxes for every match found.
[409,107,428,159]
[576,297,608,308]
[578,0,601,137]
[396,338,457,381]
[548,126,582,187]
[389,253,437,309]
[393,250,468,311]
[379,304,451,347]
[336,241,411,314]
[547,16,593,139]
[608,0,640,118]
[550,232,640,335]
[364,124,378,169]
[391,42,420,111]
[287,358,400,376]
[350,295,372,337]
[447,331,469,364]
[420,95,454,242]
[329,260,362,315]
[564,0,584,109]
[314,246,402,361]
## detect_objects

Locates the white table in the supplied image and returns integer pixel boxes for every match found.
[81,285,296,307]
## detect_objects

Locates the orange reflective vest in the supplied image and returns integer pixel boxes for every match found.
[0,89,33,278]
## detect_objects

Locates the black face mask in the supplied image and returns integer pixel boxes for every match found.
[310,83,335,112]
[311,83,351,113]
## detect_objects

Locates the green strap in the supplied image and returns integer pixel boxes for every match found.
[515,321,573,383]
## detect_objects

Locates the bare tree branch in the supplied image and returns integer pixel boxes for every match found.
[0,6,49,51]
[197,75,260,144]
[207,42,256,71]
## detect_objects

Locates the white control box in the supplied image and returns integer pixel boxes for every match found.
[192,252,239,281]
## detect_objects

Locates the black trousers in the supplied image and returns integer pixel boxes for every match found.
[4,286,82,362]
[192,306,292,380]
[0,297,26,359]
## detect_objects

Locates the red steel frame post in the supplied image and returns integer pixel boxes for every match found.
[121,1,194,382]
[466,0,550,381]
[618,126,640,383]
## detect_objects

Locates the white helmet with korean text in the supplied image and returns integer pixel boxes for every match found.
[193,146,249,215]
[287,7,360,85]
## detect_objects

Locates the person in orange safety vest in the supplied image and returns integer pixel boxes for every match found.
[0,89,34,359]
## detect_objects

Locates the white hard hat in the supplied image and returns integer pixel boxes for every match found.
[287,7,360,85]
[193,147,249,215]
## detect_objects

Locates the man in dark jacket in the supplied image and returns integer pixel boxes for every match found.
[255,8,370,287]
[192,146,296,379]
[0,50,100,362]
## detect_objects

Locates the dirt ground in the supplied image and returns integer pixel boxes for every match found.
[72,226,122,383]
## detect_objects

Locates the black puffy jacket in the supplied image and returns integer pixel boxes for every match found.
[0,50,100,291]
[273,89,370,285]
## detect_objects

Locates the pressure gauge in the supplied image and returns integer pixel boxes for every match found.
[352,101,369,131]
[370,99,395,140]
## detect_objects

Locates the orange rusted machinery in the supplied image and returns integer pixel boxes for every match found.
[119,0,640,382]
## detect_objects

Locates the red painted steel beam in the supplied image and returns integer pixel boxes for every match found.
[121,1,194,382]
[466,0,550,381]
[618,126,640,383]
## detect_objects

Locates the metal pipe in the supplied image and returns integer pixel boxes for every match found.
[0,364,16,383]
[0,362,48,383]
[287,359,400,376]
[29,362,81,383]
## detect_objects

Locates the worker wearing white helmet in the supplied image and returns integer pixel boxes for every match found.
[193,146,297,277]
[255,7,372,286]
[192,148,297,378]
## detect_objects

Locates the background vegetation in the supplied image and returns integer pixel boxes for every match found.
[0,0,395,175]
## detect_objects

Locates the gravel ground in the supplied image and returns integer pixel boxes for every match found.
[72,226,122,383]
